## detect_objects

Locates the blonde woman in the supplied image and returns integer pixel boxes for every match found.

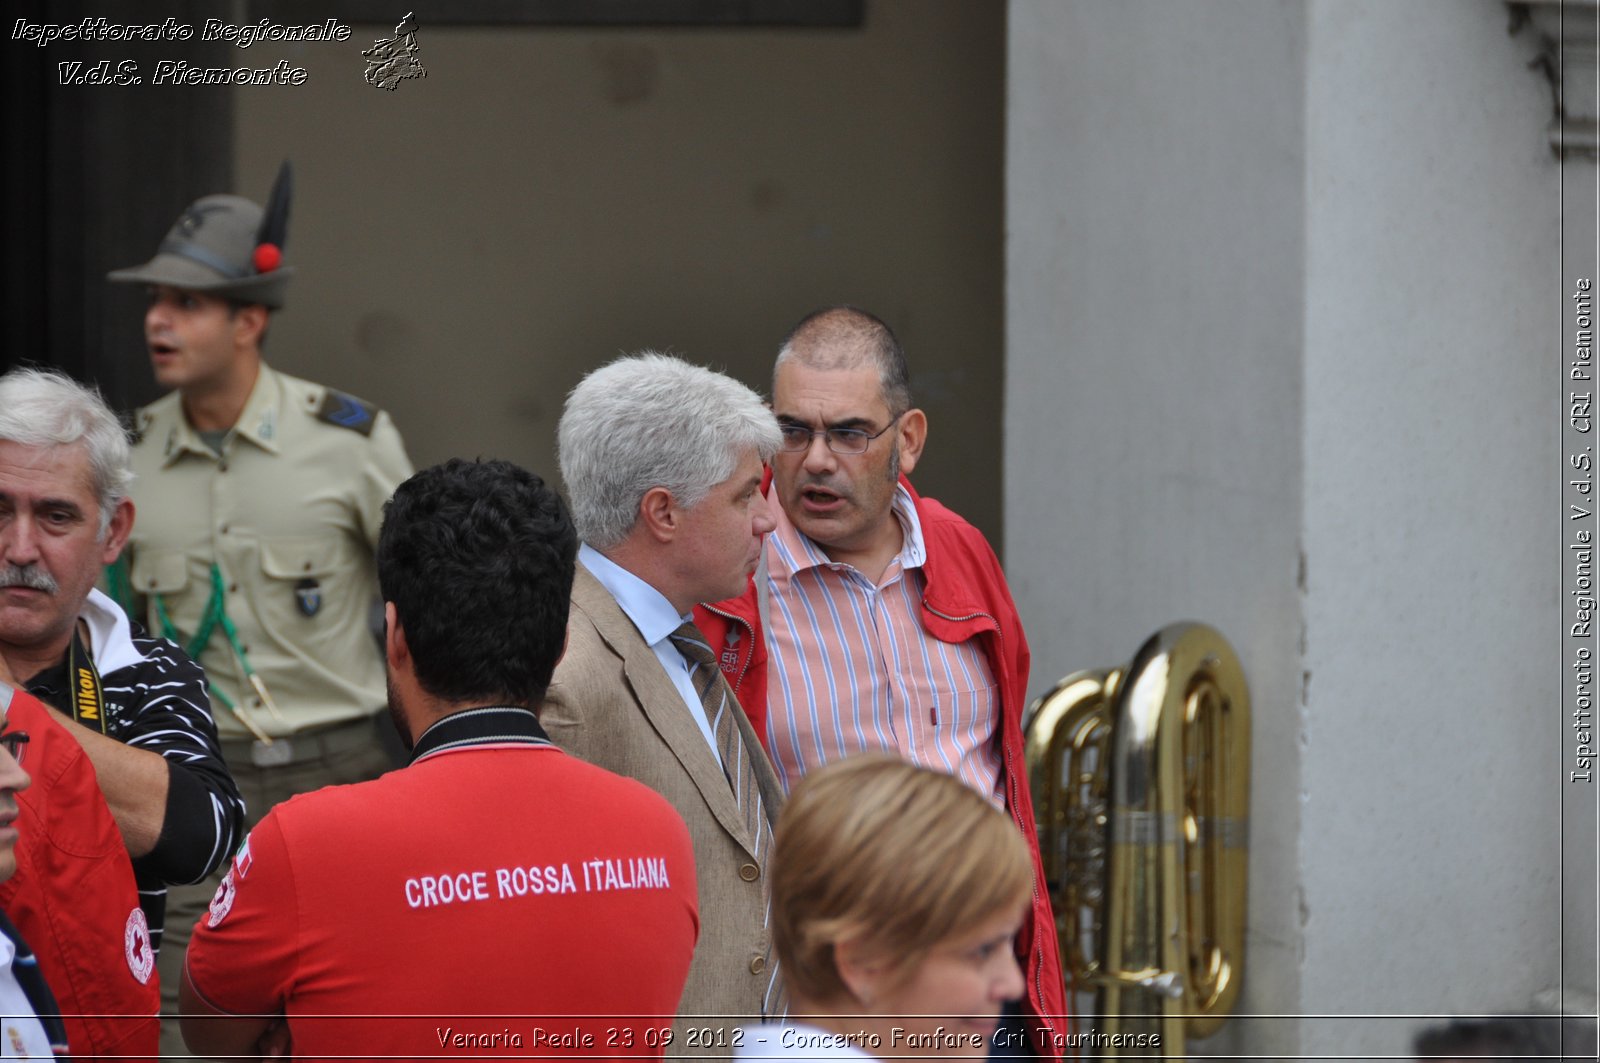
[739,755,1033,1061]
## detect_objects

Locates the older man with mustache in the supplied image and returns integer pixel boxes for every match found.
[0,366,243,1059]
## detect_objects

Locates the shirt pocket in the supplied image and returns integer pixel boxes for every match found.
[258,535,346,624]
[899,653,999,743]
[129,548,190,596]
[259,535,343,581]
[923,678,999,733]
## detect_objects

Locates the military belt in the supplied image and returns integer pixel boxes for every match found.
[220,713,382,769]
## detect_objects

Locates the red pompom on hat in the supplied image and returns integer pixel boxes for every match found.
[253,243,282,273]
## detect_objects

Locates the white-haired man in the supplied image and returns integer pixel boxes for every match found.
[0,366,244,1057]
[540,352,784,1055]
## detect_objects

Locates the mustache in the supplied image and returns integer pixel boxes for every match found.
[0,565,58,594]
[796,475,850,497]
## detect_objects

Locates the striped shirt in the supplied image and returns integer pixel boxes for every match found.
[763,486,1003,805]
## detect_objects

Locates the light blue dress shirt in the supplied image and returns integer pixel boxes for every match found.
[578,543,724,766]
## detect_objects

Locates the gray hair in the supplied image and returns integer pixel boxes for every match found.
[558,352,780,549]
[0,368,133,536]
[774,305,912,415]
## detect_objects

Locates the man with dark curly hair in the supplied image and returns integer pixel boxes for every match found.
[181,459,699,1059]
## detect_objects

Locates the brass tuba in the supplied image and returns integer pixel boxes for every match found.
[1024,623,1251,1059]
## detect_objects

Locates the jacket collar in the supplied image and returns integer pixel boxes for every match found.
[77,587,143,675]
[569,566,767,859]
[577,544,685,649]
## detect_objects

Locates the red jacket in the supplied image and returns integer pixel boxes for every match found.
[0,686,160,1062]
[695,477,1068,1056]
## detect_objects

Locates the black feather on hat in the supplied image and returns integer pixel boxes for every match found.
[253,161,293,274]
[107,161,297,309]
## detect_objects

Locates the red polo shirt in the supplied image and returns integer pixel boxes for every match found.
[185,706,698,1059]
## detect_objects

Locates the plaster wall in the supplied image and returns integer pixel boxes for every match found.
[1007,1,1578,1058]
[1006,3,1308,1056]
[224,1,1007,538]
[1299,2,1568,1056]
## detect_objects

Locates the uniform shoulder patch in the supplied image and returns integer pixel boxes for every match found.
[315,390,379,437]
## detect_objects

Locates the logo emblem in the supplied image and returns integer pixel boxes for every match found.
[207,870,237,928]
[233,835,253,878]
[363,12,427,91]
[125,908,154,984]
[295,577,322,617]
[174,203,227,237]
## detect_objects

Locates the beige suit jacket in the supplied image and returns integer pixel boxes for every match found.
[539,567,784,1053]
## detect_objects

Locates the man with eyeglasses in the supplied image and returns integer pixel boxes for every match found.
[695,306,1067,1058]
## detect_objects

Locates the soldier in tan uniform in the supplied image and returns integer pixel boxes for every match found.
[107,167,413,1057]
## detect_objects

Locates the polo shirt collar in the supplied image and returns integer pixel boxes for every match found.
[409,705,552,764]
[578,543,688,648]
[78,587,143,675]
[767,482,926,579]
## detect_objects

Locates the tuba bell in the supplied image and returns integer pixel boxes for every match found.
[1024,622,1251,1060]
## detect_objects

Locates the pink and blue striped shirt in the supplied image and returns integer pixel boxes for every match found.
[762,486,1003,806]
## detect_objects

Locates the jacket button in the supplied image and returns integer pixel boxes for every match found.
[749,956,765,975]
[739,863,759,882]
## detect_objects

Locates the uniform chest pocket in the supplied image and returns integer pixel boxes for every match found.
[259,536,343,580]
[128,549,189,595]
[259,535,345,620]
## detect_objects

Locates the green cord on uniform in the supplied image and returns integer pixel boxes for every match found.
[155,563,283,730]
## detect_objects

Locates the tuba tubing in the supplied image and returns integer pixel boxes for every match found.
[1026,622,1251,1059]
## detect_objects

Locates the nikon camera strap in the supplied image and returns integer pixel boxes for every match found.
[63,626,110,735]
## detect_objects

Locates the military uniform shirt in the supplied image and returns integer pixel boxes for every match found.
[126,363,413,739]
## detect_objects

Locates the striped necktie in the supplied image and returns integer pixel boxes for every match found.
[669,620,786,1018]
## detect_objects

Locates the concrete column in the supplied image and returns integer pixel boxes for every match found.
[1007,2,1586,1057]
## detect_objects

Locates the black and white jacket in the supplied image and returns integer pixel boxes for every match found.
[25,589,245,956]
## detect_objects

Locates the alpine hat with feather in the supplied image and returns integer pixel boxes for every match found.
[108,162,295,309]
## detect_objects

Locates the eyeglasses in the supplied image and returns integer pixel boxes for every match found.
[0,729,27,767]
[778,414,901,456]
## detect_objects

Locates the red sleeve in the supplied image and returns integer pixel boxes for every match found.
[183,812,299,1016]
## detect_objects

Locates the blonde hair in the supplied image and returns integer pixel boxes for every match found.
[770,755,1033,1003]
